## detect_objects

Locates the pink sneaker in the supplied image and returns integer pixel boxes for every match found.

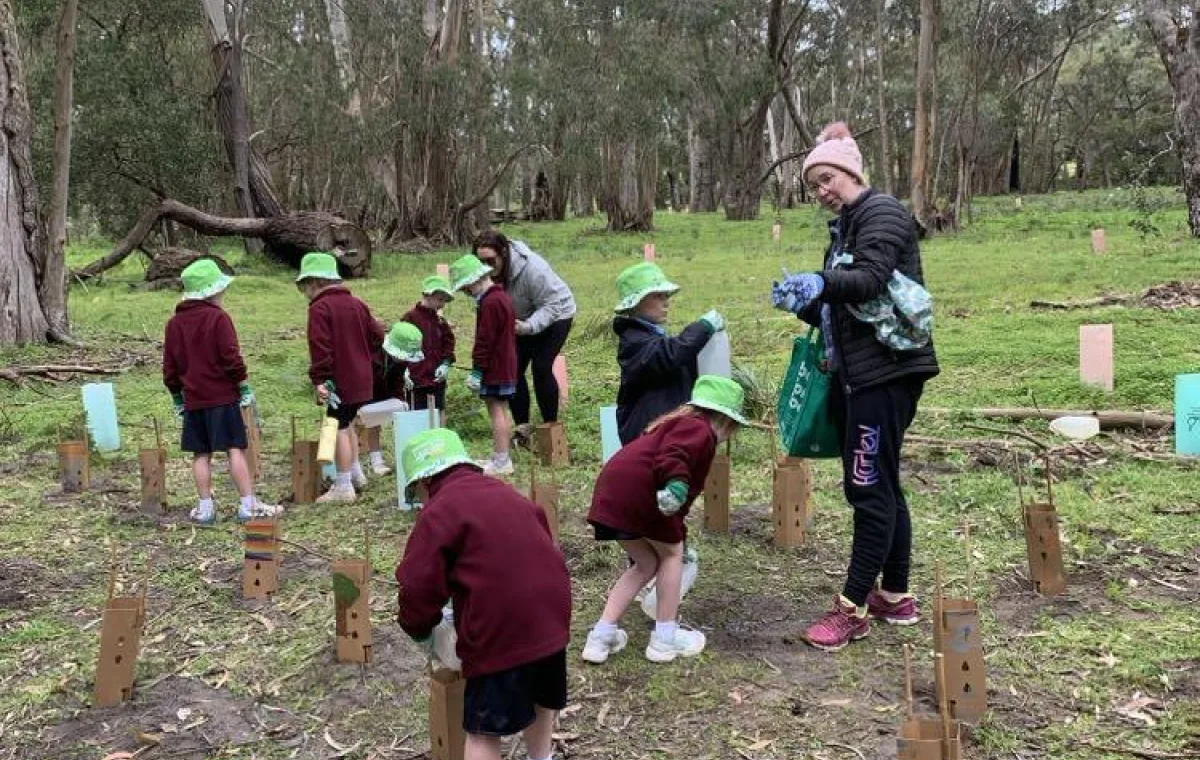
[804,598,871,652]
[866,589,921,626]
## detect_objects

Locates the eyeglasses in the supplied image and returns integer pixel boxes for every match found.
[807,171,838,193]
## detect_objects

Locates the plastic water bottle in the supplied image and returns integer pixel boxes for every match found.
[697,330,731,378]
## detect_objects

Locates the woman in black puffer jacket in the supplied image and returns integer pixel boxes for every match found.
[773,122,939,653]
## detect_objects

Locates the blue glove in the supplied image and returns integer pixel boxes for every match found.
[466,370,482,392]
[238,382,255,408]
[171,391,185,419]
[699,310,725,333]
[434,362,451,383]
[656,479,689,516]
[772,271,825,315]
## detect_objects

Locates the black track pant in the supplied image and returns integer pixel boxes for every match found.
[511,318,573,426]
[830,376,924,607]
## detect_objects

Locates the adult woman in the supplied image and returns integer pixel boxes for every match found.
[772,122,939,652]
[473,231,577,443]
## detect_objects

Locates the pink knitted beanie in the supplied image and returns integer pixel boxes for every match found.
[801,122,866,186]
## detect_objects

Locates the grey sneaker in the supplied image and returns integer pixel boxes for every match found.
[316,483,357,503]
[237,500,283,522]
[189,503,216,525]
[581,628,628,664]
[645,627,706,663]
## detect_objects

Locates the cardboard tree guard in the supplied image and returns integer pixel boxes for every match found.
[772,456,812,547]
[534,422,569,468]
[703,442,732,534]
[93,549,148,708]
[1017,453,1067,596]
[333,559,372,663]
[429,667,466,760]
[529,459,560,542]
[244,518,282,599]
[58,439,89,493]
[138,417,168,511]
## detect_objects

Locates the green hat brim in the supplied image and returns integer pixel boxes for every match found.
[183,274,234,301]
[688,398,749,426]
[614,281,680,313]
[452,268,489,291]
[384,341,425,363]
[405,455,482,487]
[294,270,342,283]
[423,286,455,300]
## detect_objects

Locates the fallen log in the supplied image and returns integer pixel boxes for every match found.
[1029,295,1130,310]
[922,407,1173,430]
[145,249,234,288]
[72,198,371,282]
[0,364,124,386]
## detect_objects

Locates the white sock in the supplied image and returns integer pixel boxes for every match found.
[198,497,214,510]
[370,451,386,467]
[493,451,511,465]
[529,755,553,760]
[879,589,911,603]
[593,620,618,637]
[352,460,366,478]
[654,621,677,641]
[239,495,255,510]
[335,471,353,489]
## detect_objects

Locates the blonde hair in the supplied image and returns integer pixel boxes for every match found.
[644,404,728,435]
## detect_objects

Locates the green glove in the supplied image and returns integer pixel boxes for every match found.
[466,370,483,392]
[699,309,725,333]
[656,479,689,516]
[171,391,185,419]
[434,362,451,383]
[322,379,341,410]
[238,382,255,408]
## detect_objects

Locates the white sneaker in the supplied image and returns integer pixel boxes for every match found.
[581,628,628,664]
[189,503,216,525]
[645,627,706,663]
[351,469,369,489]
[371,461,392,477]
[237,500,284,522]
[317,483,357,503]
[483,457,514,477]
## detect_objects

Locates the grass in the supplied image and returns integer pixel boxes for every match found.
[1,187,1198,759]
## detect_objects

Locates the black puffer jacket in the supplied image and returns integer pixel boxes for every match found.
[801,189,939,392]
[613,316,714,444]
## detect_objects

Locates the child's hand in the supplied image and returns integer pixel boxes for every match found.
[434,362,451,383]
[171,391,185,419]
[515,320,533,336]
[656,479,689,516]
[238,382,256,408]
[465,370,482,392]
[699,310,725,333]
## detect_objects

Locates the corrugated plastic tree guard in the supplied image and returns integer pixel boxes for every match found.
[1018,453,1067,596]
[82,382,121,452]
[703,440,732,534]
[394,407,439,509]
[600,406,621,464]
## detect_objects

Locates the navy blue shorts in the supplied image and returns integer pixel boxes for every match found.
[590,521,641,542]
[412,386,446,411]
[326,401,365,430]
[181,403,247,455]
[464,649,567,736]
[479,383,516,400]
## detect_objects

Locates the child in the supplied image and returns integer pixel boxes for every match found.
[396,428,571,760]
[296,252,386,502]
[582,375,746,664]
[163,259,280,524]
[450,254,518,476]
[612,262,725,444]
[401,275,457,414]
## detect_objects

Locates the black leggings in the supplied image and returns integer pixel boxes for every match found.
[830,376,924,607]
[511,318,573,425]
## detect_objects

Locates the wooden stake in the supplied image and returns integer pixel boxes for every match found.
[106,542,118,601]
[903,643,915,721]
[963,522,973,601]
[1013,450,1024,507]
[936,653,954,757]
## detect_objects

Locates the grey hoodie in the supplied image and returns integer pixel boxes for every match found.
[506,240,577,335]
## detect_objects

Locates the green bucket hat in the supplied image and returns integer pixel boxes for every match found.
[295,252,343,283]
[181,258,234,300]
[688,375,749,426]
[422,275,455,300]
[450,254,492,291]
[614,262,680,312]
[401,428,481,487]
[383,321,425,362]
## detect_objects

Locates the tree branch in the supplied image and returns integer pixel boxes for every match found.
[759,125,878,187]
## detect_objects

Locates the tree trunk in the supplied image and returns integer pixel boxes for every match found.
[688,114,718,212]
[0,0,51,345]
[874,0,893,196]
[1145,1,1200,236]
[42,0,78,341]
[723,101,771,221]
[603,136,655,232]
[323,0,361,117]
[200,0,284,226]
[910,0,938,227]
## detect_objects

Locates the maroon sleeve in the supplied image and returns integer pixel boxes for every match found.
[307,303,334,387]
[366,303,386,349]
[472,298,499,372]
[396,505,458,639]
[442,317,456,366]
[216,313,248,386]
[162,321,182,394]
[652,418,713,490]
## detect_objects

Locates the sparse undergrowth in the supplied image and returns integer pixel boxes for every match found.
[1,189,1197,759]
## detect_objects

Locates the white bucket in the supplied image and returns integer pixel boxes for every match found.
[1049,415,1100,440]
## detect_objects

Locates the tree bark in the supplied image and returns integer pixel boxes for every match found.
[874,0,893,196]
[323,0,362,117]
[0,0,51,345]
[1145,1,1200,236]
[723,100,771,221]
[910,0,938,227]
[603,136,655,232]
[688,113,718,212]
[39,0,78,341]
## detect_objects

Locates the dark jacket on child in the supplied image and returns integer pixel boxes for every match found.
[306,286,386,406]
[588,414,717,544]
[472,286,518,387]
[614,316,714,444]
[402,302,456,389]
[396,466,571,678]
[163,300,247,410]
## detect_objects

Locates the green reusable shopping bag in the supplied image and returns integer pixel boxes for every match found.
[777,328,840,458]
